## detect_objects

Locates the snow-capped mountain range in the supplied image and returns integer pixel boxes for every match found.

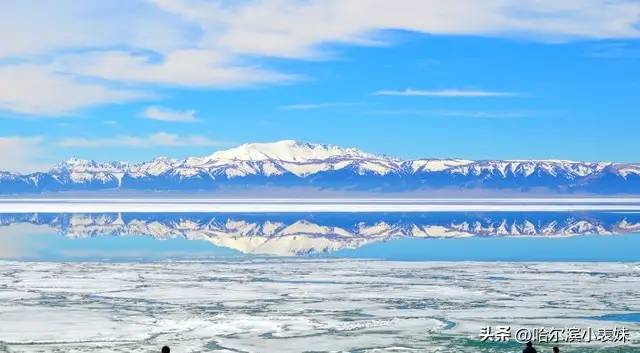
[1,140,639,194]
[2,213,638,255]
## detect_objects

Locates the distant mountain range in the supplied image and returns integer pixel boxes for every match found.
[2,212,638,255]
[1,140,639,195]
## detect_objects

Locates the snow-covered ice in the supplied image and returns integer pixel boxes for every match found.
[0,260,638,352]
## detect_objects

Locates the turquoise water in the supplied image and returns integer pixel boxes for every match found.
[593,313,640,323]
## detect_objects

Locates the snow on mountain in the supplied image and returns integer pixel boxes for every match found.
[186,140,399,177]
[1,140,639,194]
[0,171,17,180]
[53,158,129,185]
[206,140,376,162]
[408,159,473,173]
[443,160,612,178]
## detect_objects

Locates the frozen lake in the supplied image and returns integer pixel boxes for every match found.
[1,208,639,352]
[0,260,638,352]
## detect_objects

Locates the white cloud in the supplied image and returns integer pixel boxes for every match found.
[0,136,53,173]
[57,132,226,148]
[142,106,198,122]
[280,102,358,110]
[2,1,639,62]
[374,88,519,97]
[0,65,149,115]
[587,42,640,58]
[0,0,639,114]
[165,0,640,58]
[0,1,191,58]
[59,49,295,88]
[367,109,532,118]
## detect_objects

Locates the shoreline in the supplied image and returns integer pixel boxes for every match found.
[2,198,640,213]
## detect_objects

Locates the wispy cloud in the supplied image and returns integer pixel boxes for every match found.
[61,49,296,88]
[374,88,519,97]
[0,65,150,115]
[587,42,640,59]
[280,102,359,110]
[367,109,532,118]
[142,106,198,122]
[0,1,638,115]
[57,132,227,148]
[0,136,53,173]
[192,0,640,58]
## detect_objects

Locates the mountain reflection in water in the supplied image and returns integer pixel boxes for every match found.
[1,212,640,257]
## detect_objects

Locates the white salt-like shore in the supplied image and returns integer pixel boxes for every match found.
[1,198,640,213]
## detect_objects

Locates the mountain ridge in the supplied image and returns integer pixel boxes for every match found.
[1,140,639,195]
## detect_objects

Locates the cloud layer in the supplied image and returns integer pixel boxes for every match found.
[0,65,148,115]
[0,0,639,115]
[0,136,51,173]
[57,132,225,148]
[374,89,519,97]
[142,106,198,122]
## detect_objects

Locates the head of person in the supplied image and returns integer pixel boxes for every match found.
[162,346,170,353]
[526,341,533,347]
[553,347,559,353]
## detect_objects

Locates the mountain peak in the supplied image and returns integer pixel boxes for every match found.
[55,158,96,169]
[53,158,130,172]
[206,140,381,162]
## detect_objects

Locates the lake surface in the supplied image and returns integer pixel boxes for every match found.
[1,211,640,261]
[1,260,639,353]
[1,209,639,352]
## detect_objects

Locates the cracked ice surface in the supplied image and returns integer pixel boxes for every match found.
[0,260,639,352]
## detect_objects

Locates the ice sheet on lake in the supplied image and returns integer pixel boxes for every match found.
[0,260,639,352]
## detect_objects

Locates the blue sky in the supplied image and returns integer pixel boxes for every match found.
[1,1,640,172]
